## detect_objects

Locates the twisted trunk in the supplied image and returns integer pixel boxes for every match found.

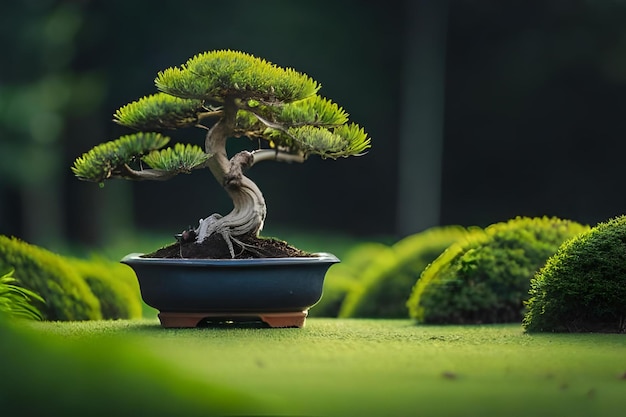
[194,97,266,257]
[193,97,307,257]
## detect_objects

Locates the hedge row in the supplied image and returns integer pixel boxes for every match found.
[407,217,589,324]
[339,226,468,318]
[309,242,392,317]
[4,212,624,332]
[316,215,626,333]
[0,235,142,321]
[70,257,143,320]
[311,226,467,319]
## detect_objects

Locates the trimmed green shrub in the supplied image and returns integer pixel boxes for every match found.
[70,257,143,320]
[308,266,360,317]
[523,216,626,333]
[339,226,468,318]
[0,269,45,320]
[407,217,589,324]
[309,242,392,317]
[0,235,102,320]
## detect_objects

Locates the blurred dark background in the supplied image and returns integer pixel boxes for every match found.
[1,0,626,249]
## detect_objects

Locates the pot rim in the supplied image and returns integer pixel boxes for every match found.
[121,252,340,267]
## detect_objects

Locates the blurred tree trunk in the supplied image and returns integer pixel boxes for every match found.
[396,0,449,237]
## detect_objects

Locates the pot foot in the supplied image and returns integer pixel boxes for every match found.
[158,312,206,328]
[258,311,308,328]
[158,311,308,328]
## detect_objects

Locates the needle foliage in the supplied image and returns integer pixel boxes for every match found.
[114,93,205,130]
[0,269,45,320]
[72,49,370,186]
[155,50,320,103]
[72,132,171,183]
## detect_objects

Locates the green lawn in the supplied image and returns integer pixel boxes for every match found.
[31,318,626,417]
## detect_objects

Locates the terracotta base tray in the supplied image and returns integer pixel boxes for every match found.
[158,311,308,328]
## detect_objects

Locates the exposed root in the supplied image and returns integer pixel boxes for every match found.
[219,228,236,259]
[193,212,285,258]
[195,214,222,241]
[194,207,265,258]
[229,235,268,258]
[147,233,310,259]
[195,214,234,257]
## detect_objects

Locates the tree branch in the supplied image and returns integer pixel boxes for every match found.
[116,164,177,181]
[197,109,223,121]
[224,151,254,187]
[241,101,344,129]
[246,109,287,132]
[251,149,306,165]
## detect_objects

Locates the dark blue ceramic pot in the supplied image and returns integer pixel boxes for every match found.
[121,253,339,328]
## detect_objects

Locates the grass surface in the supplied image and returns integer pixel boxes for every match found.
[32,319,626,417]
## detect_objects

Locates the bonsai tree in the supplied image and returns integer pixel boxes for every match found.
[72,50,370,258]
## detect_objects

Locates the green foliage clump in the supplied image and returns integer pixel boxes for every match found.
[0,269,45,320]
[240,96,370,159]
[340,226,468,318]
[274,95,349,127]
[309,243,393,317]
[114,93,205,130]
[69,258,143,320]
[523,216,626,333]
[155,49,320,103]
[72,132,170,183]
[141,143,208,173]
[407,217,589,324]
[277,123,370,159]
[0,236,102,320]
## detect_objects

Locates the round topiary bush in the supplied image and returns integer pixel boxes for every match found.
[309,242,393,317]
[0,236,102,321]
[407,217,589,324]
[70,258,143,320]
[523,216,626,333]
[339,226,468,318]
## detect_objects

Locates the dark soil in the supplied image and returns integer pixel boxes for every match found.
[144,233,311,259]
